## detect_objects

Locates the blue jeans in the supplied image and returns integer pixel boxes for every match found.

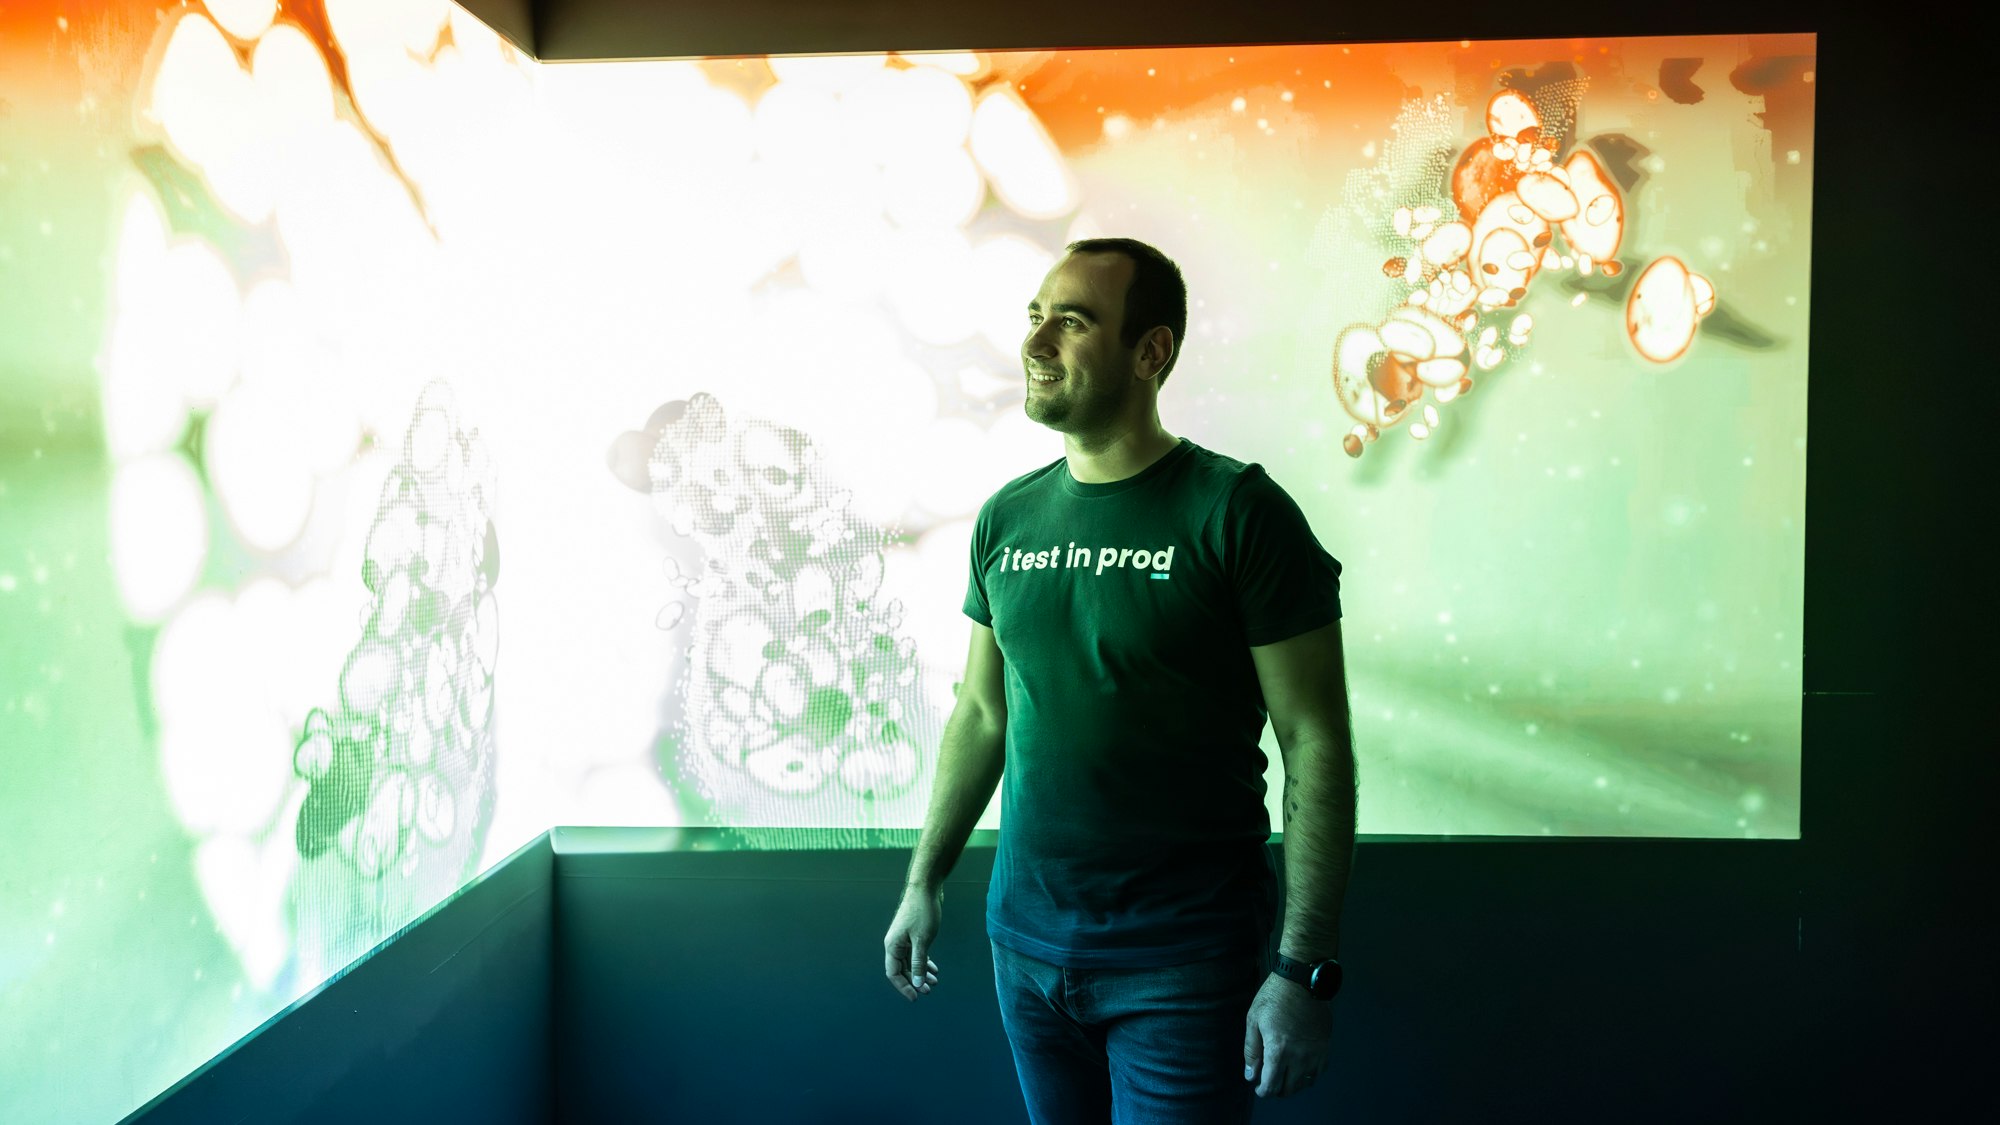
[990,939,1266,1125]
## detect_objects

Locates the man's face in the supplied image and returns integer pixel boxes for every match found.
[1021,252,1141,429]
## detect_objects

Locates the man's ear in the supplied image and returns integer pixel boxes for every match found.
[1143,326,1176,379]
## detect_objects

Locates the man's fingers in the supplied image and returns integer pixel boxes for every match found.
[1259,1059,1293,1099]
[1251,1036,1290,1098]
[884,943,917,1000]
[1258,1055,1320,1098]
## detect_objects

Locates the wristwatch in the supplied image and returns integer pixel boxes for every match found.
[1273,952,1342,1000]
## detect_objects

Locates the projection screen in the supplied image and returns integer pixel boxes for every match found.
[0,3,1811,1120]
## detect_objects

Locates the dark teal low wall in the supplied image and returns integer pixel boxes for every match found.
[549,830,1803,1124]
[123,827,1814,1124]
[120,833,555,1125]
[551,828,1030,1124]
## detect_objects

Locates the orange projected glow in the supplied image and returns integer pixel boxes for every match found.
[1331,66,1727,458]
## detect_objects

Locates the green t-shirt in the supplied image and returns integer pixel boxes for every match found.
[964,436,1343,968]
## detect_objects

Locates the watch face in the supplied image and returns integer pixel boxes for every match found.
[1310,960,1342,1000]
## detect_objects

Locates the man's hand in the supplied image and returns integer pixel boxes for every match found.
[883,885,942,1001]
[1243,973,1333,1098]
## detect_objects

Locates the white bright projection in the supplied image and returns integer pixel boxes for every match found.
[2,10,1812,1121]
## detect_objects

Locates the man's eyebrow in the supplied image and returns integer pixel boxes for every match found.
[1025,300,1099,322]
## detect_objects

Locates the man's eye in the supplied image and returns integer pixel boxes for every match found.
[1064,317,1080,328]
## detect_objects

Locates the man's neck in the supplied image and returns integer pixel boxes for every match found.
[1066,427,1180,484]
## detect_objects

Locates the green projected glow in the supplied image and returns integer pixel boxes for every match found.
[0,2,1812,1120]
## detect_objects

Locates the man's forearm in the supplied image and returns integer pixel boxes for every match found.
[1277,730,1357,960]
[905,707,1006,893]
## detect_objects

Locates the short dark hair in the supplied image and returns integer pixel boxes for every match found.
[1065,237,1187,387]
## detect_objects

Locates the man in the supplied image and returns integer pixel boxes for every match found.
[882,238,1356,1123]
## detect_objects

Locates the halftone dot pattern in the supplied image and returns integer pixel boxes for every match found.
[291,380,498,975]
[640,393,936,851]
[1327,94,1463,326]
[1516,75,1590,156]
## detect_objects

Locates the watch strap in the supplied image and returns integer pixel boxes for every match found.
[1274,952,1341,1000]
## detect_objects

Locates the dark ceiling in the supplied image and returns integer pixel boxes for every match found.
[458,0,1824,62]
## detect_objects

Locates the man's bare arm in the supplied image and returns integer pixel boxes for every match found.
[1275,732,1356,959]
[1250,619,1358,960]
[905,622,1008,892]
[905,706,1005,893]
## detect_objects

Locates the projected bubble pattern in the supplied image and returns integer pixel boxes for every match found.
[92,0,528,994]
[641,394,932,839]
[6,24,1810,1122]
[1335,83,1719,458]
[294,380,499,882]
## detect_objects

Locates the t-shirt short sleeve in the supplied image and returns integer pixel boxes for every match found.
[1225,466,1342,647]
[963,499,994,627]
